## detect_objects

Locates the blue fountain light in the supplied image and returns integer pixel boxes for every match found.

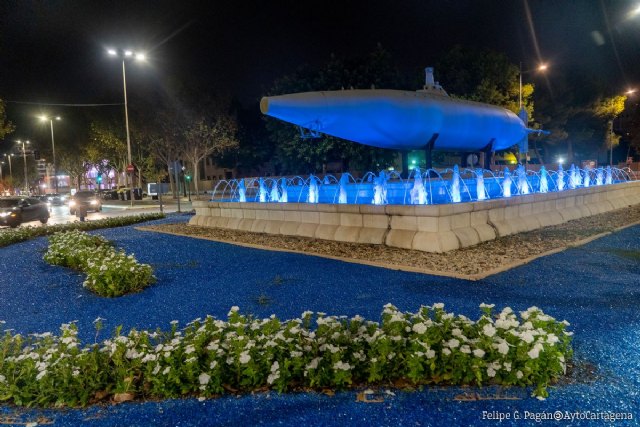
[214,165,636,206]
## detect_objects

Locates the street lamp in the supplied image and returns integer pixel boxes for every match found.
[39,115,61,193]
[17,140,30,194]
[107,47,146,206]
[519,62,548,111]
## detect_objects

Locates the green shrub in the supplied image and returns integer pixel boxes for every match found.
[44,230,155,297]
[0,213,165,248]
[0,304,572,407]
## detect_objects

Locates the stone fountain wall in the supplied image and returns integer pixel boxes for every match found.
[189,181,640,253]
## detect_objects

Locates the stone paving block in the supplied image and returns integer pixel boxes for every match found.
[452,227,481,248]
[417,216,439,232]
[363,214,388,229]
[300,211,320,224]
[226,218,241,230]
[333,226,361,243]
[318,212,340,225]
[250,219,268,233]
[412,231,460,253]
[264,220,283,234]
[340,213,363,227]
[450,212,470,229]
[279,221,299,236]
[385,229,417,250]
[390,215,418,231]
[315,224,339,240]
[356,227,387,244]
[237,219,255,232]
[295,223,318,238]
[283,211,301,222]
[473,223,497,242]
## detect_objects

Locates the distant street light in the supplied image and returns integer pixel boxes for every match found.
[107,47,146,206]
[17,140,30,194]
[626,88,637,95]
[39,115,61,193]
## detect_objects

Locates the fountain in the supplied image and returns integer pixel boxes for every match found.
[258,178,267,203]
[372,171,388,205]
[539,166,549,193]
[194,163,638,254]
[410,168,428,204]
[475,169,487,201]
[502,167,512,198]
[450,165,461,203]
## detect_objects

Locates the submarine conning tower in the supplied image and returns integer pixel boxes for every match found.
[419,67,449,97]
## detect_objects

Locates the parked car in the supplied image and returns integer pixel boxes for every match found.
[69,191,102,215]
[45,193,68,206]
[0,197,50,227]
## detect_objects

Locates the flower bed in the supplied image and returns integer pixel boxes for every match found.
[0,213,165,248]
[44,230,155,297]
[0,304,572,407]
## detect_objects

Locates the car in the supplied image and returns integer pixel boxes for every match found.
[69,191,102,215]
[45,193,68,206]
[0,197,50,227]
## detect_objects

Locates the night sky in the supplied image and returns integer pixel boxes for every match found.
[1,0,639,142]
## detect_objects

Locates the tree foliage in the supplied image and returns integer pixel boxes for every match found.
[0,99,15,141]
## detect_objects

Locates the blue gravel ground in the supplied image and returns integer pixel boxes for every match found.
[1,214,639,426]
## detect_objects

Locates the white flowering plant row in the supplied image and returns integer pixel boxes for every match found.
[44,230,155,297]
[0,304,571,407]
[0,213,165,248]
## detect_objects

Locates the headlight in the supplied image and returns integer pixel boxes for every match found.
[69,200,76,207]
[0,212,9,217]
[90,200,98,205]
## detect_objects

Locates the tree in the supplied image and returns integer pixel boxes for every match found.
[594,95,627,164]
[0,99,15,141]
[87,121,128,188]
[182,115,238,199]
[58,150,88,190]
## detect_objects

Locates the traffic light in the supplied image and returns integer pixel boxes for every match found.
[185,174,191,182]
[96,174,103,184]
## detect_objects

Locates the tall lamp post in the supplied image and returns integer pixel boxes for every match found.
[107,48,146,207]
[518,62,548,164]
[17,140,30,194]
[39,115,61,193]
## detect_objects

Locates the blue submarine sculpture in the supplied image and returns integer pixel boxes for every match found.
[261,68,545,167]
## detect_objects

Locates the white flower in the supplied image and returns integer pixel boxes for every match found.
[267,372,280,384]
[479,303,495,309]
[228,306,240,316]
[72,370,80,377]
[306,358,320,370]
[442,348,451,356]
[412,323,427,334]
[460,345,471,354]
[494,341,510,355]
[162,366,171,375]
[239,352,251,364]
[503,362,512,372]
[482,324,496,337]
[487,366,496,378]
[527,343,544,359]
[547,334,559,344]
[473,348,485,358]
[198,372,211,385]
[446,338,460,349]
[520,330,535,344]
[425,349,436,359]
[36,370,47,381]
[152,364,160,375]
[0,375,5,383]
[516,370,523,379]
[333,361,352,371]
[451,328,462,337]
[184,345,196,354]
[433,303,445,310]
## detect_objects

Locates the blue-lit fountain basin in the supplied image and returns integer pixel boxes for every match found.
[211,165,636,205]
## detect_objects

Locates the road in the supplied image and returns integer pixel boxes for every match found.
[1,199,194,229]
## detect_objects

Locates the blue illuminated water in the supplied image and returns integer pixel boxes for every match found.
[211,165,636,205]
